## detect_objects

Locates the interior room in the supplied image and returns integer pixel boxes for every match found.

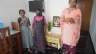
[0,0,96,54]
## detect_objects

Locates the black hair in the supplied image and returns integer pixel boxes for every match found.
[35,9,42,13]
[35,9,42,16]
[69,0,77,3]
[19,9,25,14]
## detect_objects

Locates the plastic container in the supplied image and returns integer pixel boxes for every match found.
[0,22,3,28]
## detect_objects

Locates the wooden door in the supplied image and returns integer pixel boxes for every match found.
[76,0,93,31]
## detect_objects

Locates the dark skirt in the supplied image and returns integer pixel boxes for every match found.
[33,32,46,53]
[64,44,76,54]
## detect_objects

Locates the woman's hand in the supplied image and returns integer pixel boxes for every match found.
[21,19,25,24]
[65,18,75,24]
[62,18,66,22]
[69,18,75,24]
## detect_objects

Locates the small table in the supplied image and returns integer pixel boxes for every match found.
[46,34,61,49]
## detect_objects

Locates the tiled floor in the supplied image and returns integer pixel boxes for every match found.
[23,31,96,54]
[84,36,95,54]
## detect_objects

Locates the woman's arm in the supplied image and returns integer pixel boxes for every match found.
[43,17,47,35]
[44,24,47,35]
[18,18,21,26]
[20,18,25,25]
[18,18,25,26]
[75,9,82,44]
[32,24,34,36]
[71,9,82,47]
[60,9,66,47]
[28,18,31,26]
[32,18,34,36]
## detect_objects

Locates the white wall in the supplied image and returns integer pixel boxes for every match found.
[0,0,28,29]
[89,0,96,52]
[47,0,69,34]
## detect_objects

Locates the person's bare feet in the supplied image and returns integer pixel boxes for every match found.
[35,51,38,53]
[65,51,69,54]
[28,48,32,53]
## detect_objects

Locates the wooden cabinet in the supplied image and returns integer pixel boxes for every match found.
[77,0,93,31]
[0,26,22,54]
[10,30,22,54]
[0,27,14,54]
[11,22,22,54]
